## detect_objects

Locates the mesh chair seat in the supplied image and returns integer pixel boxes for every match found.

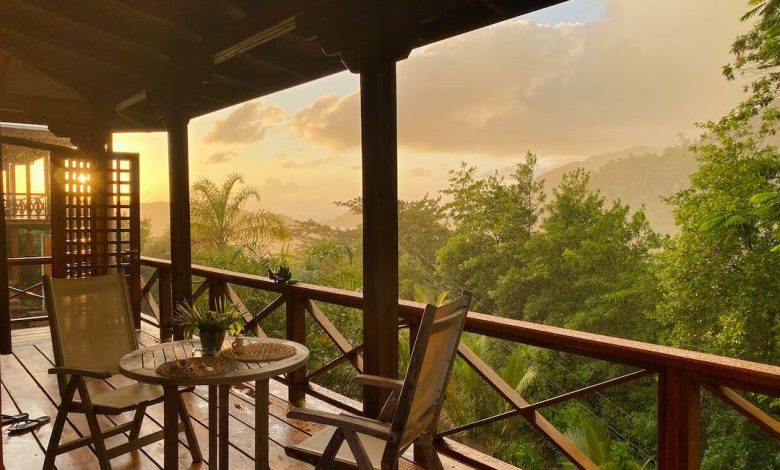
[288,425,388,470]
[86,383,164,412]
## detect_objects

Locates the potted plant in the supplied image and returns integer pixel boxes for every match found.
[175,297,244,355]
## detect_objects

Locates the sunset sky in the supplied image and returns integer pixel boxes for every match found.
[113,0,749,223]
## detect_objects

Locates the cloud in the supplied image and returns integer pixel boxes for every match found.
[407,167,432,177]
[204,150,239,164]
[261,177,306,194]
[293,0,747,157]
[281,158,327,169]
[204,101,285,144]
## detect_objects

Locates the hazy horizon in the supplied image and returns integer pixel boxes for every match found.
[116,0,748,221]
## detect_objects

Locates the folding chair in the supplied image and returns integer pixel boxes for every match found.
[42,273,201,470]
[286,292,472,470]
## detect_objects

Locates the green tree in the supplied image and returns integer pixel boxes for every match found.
[501,169,661,341]
[437,153,544,310]
[191,173,288,261]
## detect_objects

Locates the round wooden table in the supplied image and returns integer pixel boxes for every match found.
[119,338,308,470]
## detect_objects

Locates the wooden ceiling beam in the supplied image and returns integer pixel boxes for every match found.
[0,27,141,85]
[2,0,170,65]
[207,0,310,64]
[21,0,201,58]
[0,92,93,123]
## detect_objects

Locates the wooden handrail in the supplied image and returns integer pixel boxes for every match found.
[140,256,780,397]
[8,256,52,266]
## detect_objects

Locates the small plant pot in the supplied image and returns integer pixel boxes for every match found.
[199,331,226,356]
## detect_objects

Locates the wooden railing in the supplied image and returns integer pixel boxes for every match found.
[138,256,780,470]
[7,256,51,325]
[3,193,49,220]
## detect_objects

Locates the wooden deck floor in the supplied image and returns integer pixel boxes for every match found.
[1,327,507,470]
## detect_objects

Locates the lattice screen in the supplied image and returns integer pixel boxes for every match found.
[50,150,140,280]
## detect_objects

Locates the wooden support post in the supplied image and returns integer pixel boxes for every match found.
[360,54,400,417]
[159,266,173,342]
[658,368,701,470]
[285,290,307,405]
[165,106,192,339]
[0,139,10,355]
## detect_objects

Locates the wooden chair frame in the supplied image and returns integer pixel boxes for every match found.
[42,273,202,470]
[287,292,472,470]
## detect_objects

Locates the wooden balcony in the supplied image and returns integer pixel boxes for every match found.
[2,256,778,469]
[2,325,507,470]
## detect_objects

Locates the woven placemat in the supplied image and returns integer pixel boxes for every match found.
[156,356,238,378]
[221,342,297,362]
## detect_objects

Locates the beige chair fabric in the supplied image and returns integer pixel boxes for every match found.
[286,292,472,470]
[46,273,137,391]
[42,273,201,470]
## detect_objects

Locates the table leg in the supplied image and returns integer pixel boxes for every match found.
[256,379,269,470]
[209,385,218,466]
[219,384,230,470]
[163,385,179,470]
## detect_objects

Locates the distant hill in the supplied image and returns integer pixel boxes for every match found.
[141,202,302,236]
[140,201,171,236]
[538,144,698,234]
[323,211,362,229]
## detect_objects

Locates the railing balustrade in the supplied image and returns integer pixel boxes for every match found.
[135,256,780,470]
[3,193,49,220]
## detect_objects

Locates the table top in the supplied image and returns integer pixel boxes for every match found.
[119,337,309,386]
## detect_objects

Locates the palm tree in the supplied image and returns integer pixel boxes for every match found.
[190,173,288,261]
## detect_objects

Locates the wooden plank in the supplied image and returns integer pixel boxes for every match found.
[14,344,164,467]
[704,385,780,440]
[286,293,306,406]
[305,299,363,372]
[0,351,98,469]
[458,343,598,470]
[1,381,45,469]
[140,272,161,320]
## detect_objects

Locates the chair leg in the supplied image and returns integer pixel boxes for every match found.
[77,379,112,470]
[315,428,345,470]
[43,378,78,470]
[177,393,202,463]
[128,404,147,441]
[420,445,444,470]
[344,429,372,470]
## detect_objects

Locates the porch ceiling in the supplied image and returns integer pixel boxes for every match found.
[0,0,562,135]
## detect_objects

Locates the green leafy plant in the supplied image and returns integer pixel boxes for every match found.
[268,264,295,283]
[175,297,244,338]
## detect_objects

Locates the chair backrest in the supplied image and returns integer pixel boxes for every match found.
[390,292,472,450]
[43,273,138,392]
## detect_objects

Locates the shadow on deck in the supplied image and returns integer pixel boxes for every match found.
[1,326,511,470]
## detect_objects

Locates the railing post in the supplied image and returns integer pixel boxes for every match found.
[286,287,307,406]
[207,278,225,310]
[159,267,173,342]
[658,368,701,470]
[0,148,10,355]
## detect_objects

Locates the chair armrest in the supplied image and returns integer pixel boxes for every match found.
[48,367,112,379]
[288,408,393,440]
[353,374,404,391]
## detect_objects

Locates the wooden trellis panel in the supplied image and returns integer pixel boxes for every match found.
[50,149,141,322]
